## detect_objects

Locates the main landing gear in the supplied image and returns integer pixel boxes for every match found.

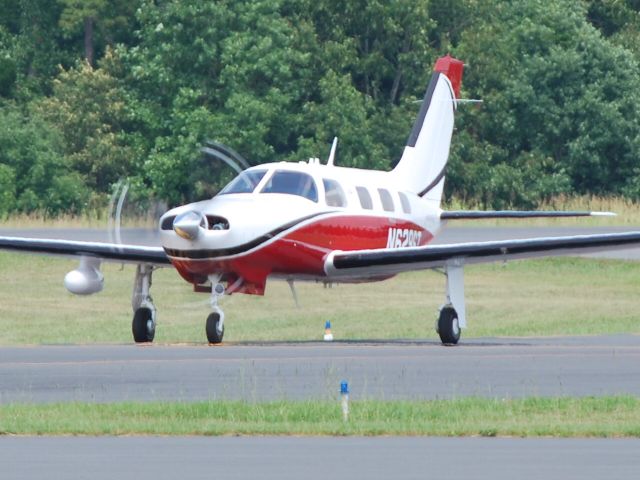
[435,261,466,346]
[131,264,156,343]
[206,276,225,344]
[436,306,460,344]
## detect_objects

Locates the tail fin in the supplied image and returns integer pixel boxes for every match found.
[392,55,463,207]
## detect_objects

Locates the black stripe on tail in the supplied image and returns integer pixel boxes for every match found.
[406,72,441,148]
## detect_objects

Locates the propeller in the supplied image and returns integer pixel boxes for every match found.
[202,140,251,174]
[107,179,129,248]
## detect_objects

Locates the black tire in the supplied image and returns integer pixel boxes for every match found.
[206,312,224,344]
[437,306,460,345]
[132,307,155,343]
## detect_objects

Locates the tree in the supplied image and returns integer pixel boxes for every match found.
[448,0,640,206]
[34,50,141,194]
[124,0,446,203]
[58,0,107,65]
[58,0,141,65]
[586,0,640,64]
[0,103,89,214]
[125,0,318,203]
[16,0,68,95]
[0,27,18,97]
[305,0,435,105]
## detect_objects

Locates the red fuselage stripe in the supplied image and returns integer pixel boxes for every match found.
[169,215,433,286]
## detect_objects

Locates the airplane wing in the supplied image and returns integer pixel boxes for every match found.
[0,236,170,265]
[325,231,640,277]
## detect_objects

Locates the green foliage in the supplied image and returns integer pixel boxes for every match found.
[57,0,141,64]
[0,163,17,216]
[58,0,106,33]
[1,0,640,213]
[296,71,382,169]
[0,0,21,34]
[14,0,68,96]
[449,0,640,207]
[0,57,17,96]
[0,104,89,214]
[34,53,140,193]
[0,26,17,97]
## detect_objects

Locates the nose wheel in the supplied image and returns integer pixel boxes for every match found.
[206,308,224,343]
[207,280,225,344]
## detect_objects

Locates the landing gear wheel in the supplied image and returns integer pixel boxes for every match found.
[132,307,155,343]
[206,312,224,344]
[437,306,460,345]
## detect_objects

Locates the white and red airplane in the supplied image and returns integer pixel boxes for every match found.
[2,55,640,345]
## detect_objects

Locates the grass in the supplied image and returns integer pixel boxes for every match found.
[1,397,639,437]
[0,211,157,229]
[0,252,639,344]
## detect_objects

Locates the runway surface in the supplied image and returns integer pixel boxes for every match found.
[2,436,639,480]
[2,335,639,403]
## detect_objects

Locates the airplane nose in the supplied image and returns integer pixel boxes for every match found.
[173,211,208,240]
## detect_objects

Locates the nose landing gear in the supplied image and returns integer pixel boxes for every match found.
[206,279,225,344]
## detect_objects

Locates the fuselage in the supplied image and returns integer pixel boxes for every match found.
[159,160,443,294]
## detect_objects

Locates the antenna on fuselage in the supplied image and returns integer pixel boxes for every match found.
[327,137,338,166]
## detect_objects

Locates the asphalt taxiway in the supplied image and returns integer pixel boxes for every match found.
[1,335,639,403]
[2,436,639,480]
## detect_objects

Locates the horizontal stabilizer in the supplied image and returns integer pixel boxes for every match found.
[440,210,615,220]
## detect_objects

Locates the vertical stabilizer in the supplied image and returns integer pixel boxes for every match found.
[392,55,463,207]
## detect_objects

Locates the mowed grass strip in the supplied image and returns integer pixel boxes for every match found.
[1,252,640,344]
[1,397,639,437]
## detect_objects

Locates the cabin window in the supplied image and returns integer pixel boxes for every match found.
[399,192,412,214]
[261,170,318,202]
[356,186,373,210]
[323,179,347,207]
[219,169,267,195]
[378,188,395,212]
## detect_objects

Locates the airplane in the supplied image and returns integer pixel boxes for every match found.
[2,54,640,346]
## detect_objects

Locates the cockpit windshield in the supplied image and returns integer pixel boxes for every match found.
[219,169,267,195]
[260,170,318,202]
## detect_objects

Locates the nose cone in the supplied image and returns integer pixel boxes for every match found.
[173,211,208,240]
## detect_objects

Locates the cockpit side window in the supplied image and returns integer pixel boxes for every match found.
[261,170,318,202]
[323,179,347,207]
[219,169,267,195]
